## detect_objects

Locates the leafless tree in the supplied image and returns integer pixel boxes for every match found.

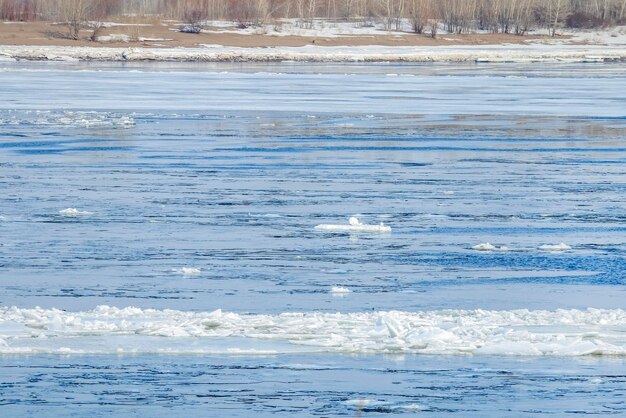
[380,0,405,31]
[543,0,569,36]
[407,0,430,33]
[0,0,39,20]
[296,0,317,29]
[3,0,626,34]
[58,0,94,40]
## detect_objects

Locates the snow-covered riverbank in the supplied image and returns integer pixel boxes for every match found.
[1,43,625,63]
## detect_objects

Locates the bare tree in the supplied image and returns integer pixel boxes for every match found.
[408,0,430,33]
[0,0,39,20]
[514,0,535,35]
[544,0,569,36]
[380,0,405,31]
[429,0,440,38]
[58,0,94,40]
[296,0,317,29]
[3,0,626,36]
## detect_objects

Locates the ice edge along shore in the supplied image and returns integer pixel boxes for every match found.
[1,44,625,62]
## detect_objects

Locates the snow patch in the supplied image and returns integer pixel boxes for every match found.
[95,34,130,43]
[1,44,624,63]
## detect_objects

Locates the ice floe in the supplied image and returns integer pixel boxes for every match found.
[315,217,391,233]
[58,208,92,217]
[174,267,202,276]
[472,243,508,251]
[539,243,572,252]
[0,306,624,356]
[0,110,134,128]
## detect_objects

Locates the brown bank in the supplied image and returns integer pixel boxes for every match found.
[0,19,560,49]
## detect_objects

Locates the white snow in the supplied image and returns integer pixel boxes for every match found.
[193,19,626,48]
[200,18,413,38]
[0,305,624,356]
[86,21,152,28]
[330,286,351,294]
[95,34,130,43]
[529,25,626,46]
[138,37,173,42]
[1,43,624,63]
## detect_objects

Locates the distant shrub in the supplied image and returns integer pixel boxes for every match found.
[180,8,207,34]
[566,13,605,29]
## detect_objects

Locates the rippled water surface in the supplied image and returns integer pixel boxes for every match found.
[1,61,625,416]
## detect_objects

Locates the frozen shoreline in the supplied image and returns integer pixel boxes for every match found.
[1,43,625,63]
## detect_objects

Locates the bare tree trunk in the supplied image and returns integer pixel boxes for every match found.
[58,0,93,40]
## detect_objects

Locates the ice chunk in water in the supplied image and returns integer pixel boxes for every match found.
[472,243,508,251]
[315,217,391,233]
[539,243,571,251]
[58,208,92,217]
[174,267,202,276]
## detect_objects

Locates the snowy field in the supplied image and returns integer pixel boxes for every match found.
[198,18,626,45]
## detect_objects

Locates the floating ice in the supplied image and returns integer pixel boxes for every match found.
[175,267,202,276]
[345,399,369,405]
[0,306,624,356]
[473,242,496,251]
[56,111,134,128]
[58,208,92,217]
[0,110,134,128]
[539,243,572,251]
[330,286,351,294]
[401,404,424,411]
[315,217,391,233]
[472,243,508,251]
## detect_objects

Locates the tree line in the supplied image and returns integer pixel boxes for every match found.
[2,0,625,37]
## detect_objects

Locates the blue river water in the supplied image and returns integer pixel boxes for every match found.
[0,61,625,416]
